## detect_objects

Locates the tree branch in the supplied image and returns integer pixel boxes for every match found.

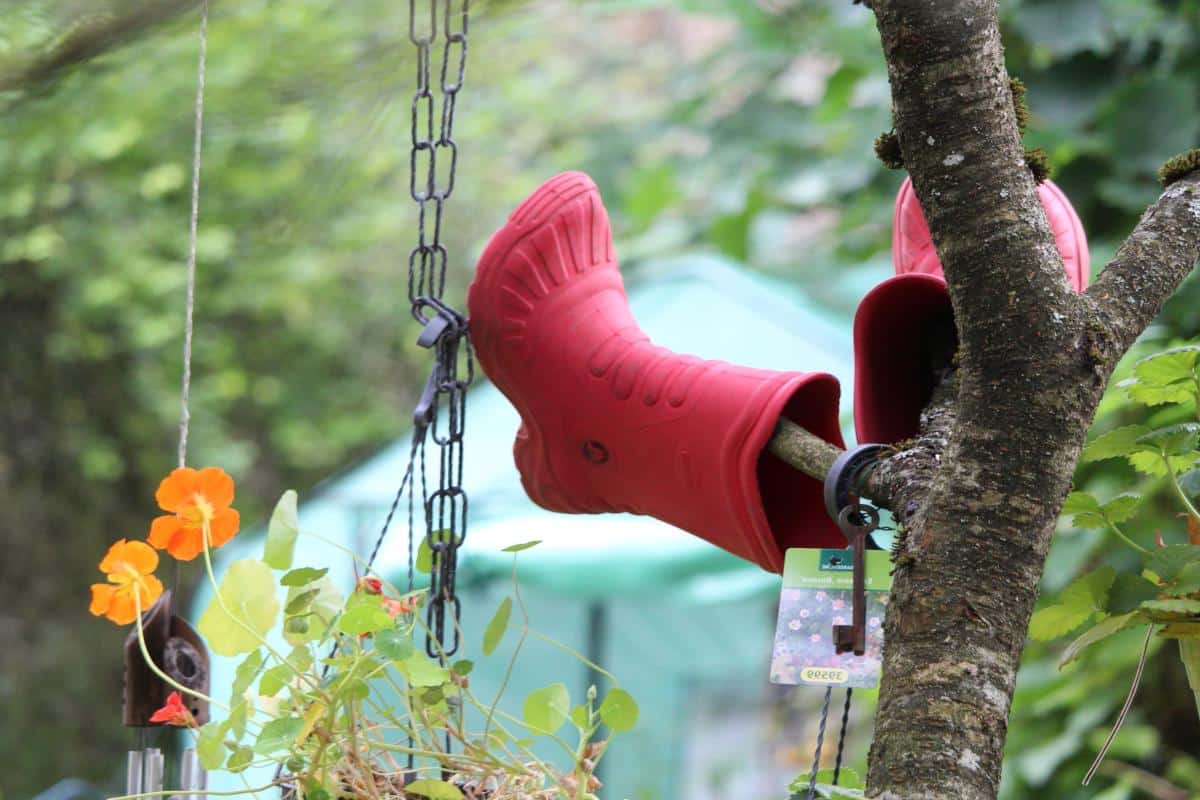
[1086,172,1200,356]
[0,0,202,95]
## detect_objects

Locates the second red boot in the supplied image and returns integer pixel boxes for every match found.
[468,172,847,573]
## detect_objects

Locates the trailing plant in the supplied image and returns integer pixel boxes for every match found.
[91,469,638,800]
[1030,340,1200,762]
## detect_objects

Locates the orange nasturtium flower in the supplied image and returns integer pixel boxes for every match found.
[148,466,240,561]
[89,539,164,625]
[149,691,196,727]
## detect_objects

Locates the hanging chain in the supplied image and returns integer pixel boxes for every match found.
[401,0,472,662]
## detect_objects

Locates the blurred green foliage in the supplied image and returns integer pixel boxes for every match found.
[2,0,1200,797]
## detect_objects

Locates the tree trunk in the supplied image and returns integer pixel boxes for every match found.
[836,2,1200,797]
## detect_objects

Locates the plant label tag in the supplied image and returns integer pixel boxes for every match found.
[770,547,892,689]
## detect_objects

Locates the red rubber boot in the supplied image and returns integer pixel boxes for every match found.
[468,172,847,573]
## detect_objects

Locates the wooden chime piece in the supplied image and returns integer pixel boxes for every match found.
[122,590,210,726]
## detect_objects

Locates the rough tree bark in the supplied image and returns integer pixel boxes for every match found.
[771,2,1200,798]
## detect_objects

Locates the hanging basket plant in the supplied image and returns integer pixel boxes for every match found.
[93,469,639,800]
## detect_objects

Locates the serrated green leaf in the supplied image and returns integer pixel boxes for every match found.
[1133,345,1200,386]
[285,576,342,646]
[253,716,304,755]
[501,540,541,553]
[231,650,264,702]
[280,567,329,587]
[523,683,569,734]
[1166,561,1200,596]
[1102,495,1141,524]
[375,628,415,661]
[1107,574,1161,614]
[1061,613,1143,666]
[1081,425,1150,462]
[1029,567,1115,640]
[263,490,299,570]
[483,597,512,656]
[226,745,254,773]
[196,720,228,770]
[1062,491,1101,516]
[1126,381,1196,406]
[404,780,464,800]
[1145,544,1200,582]
[1158,623,1200,640]
[1141,598,1200,615]
[1137,423,1200,454]
[197,559,280,657]
[599,687,639,733]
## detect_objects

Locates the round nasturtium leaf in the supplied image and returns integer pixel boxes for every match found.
[523,682,569,734]
[198,559,280,656]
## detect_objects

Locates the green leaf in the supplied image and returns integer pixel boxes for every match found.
[285,588,320,615]
[483,597,512,656]
[263,490,299,570]
[375,628,415,661]
[1133,345,1200,387]
[1165,561,1200,596]
[280,567,329,587]
[226,745,254,773]
[1158,623,1200,640]
[1107,574,1161,614]
[400,654,450,688]
[1081,425,1150,462]
[285,576,343,646]
[1137,423,1200,454]
[416,534,435,574]
[523,683,569,734]
[1145,544,1200,582]
[501,540,542,553]
[228,699,248,741]
[790,769,865,793]
[1028,567,1115,640]
[336,593,392,636]
[451,659,474,676]
[569,704,589,730]
[1061,613,1142,666]
[1101,495,1141,524]
[1140,598,1200,615]
[196,720,228,770]
[253,716,304,755]
[404,780,465,800]
[259,663,294,697]
[231,650,264,702]
[1125,381,1196,406]
[198,559,280,657]
[599,687,639,733]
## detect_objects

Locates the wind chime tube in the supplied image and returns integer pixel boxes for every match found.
[179,747,206,800]
[143,748,165,794]
[126,751,144,796]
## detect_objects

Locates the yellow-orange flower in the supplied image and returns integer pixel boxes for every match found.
[90,539,164,625]
[147,466,240,561]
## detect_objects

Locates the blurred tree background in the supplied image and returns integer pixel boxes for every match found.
[1,0,1198,797]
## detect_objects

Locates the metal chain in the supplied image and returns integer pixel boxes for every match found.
[402,0,472,662]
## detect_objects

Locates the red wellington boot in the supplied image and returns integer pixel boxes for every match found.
[467,172,847,573]
[853,177,1090,445]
